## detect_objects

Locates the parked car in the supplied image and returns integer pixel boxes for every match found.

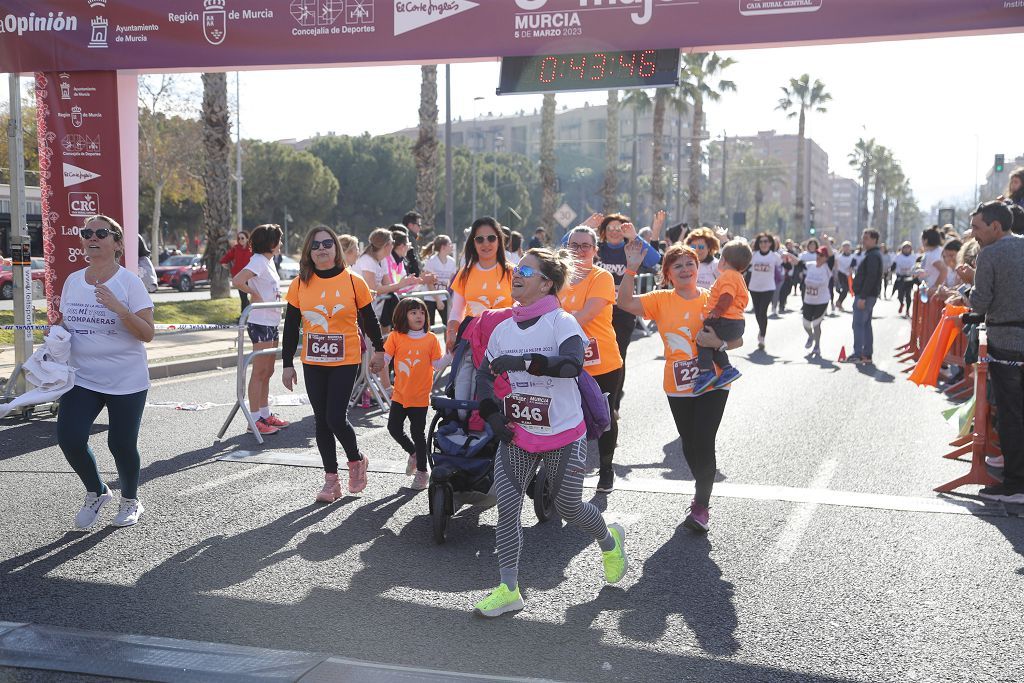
[156,254,209,292]
[0,258,46,300]
[277,255,299,280]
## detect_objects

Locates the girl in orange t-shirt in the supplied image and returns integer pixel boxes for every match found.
[616,240,741,535]
[445,217,512,351]
[559,225,624,494]
[384,297,450,490]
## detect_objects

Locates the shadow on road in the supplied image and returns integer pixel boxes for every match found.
[0,416,107,462]
[806,354,840,372]
[856,364,896,383]
[744,349,790,366]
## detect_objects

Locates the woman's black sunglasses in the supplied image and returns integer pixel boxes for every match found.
[310,239,335,250]
[80,228,115,240]
[474,234,498,244]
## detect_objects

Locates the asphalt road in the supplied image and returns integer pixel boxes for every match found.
[1,296,1021,682]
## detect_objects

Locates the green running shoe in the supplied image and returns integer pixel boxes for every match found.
[603,522,628,583]
[473,583,525,618]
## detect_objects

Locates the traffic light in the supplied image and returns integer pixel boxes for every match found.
[809,227,817,236]
[995,154,1005,173]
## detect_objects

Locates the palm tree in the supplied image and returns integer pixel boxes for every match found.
[621,88,651,218]
[200,72,232,299]
[848,137,875,232]
[650,86,688,218]
[732,153,788,230]
[776,74,831,236]
[540,93,557,231]
[679,52,736,228]
[870,145,894,232]
[414,65,438,233]
[602,89,619,213]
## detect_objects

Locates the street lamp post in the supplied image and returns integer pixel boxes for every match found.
[471,96,484,223]
[493,135,503,218]
[444,65,453,238]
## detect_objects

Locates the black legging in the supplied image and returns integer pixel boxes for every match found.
[387,401,428,471]
[238,290,250,316]
[895,277,914,310]
[610,306,636,410]
[593,367,623,472]
[835,272,850,308]
[668,390,729,509]
[302,363,362,473]
[750,290,773,337]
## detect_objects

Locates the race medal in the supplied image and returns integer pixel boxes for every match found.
[583,337,601,366]
[503,393,552,431]
[306,333,345,363]
[672,358,700,392]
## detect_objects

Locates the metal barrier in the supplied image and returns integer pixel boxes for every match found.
[216,302,286,445]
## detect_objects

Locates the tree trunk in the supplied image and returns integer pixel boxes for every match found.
[871,172,885,231]
[629,106,638,219]
[200,73,232,299]
[414,65,439,233]
[650,89,667,218]
[686,96,704,227]
[754,180,763,230]
[151,180,164,257]
[793,107,806,237]
[602,90,619,213]
[859,164,871,232]
[540,93,558,233]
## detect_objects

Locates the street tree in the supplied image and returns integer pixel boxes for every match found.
[848,137,875,231]
[730,151,787,231]
[776,74,831,236]
[680,53,736,228]
[602,89,619,213]
[0,102,39,186]
[200,72,232,299]
[650,85,688,219]
[540,93,558,230]
[414,65,439,234]
[621,88,651,219]
[870,145,895,232]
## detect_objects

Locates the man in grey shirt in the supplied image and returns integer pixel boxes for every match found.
[960,200,1024,503]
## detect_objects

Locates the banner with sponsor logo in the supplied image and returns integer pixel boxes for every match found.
[0,1,1021,74]
[35,70,131,318]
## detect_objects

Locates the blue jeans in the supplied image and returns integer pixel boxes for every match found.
[852,296,877,359]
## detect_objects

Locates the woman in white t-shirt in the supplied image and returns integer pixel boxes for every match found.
[917,226,947,297]
[56,215,154,529]
[893,241,917,315]
[801,244,834,358]
[354,228,420,334]
[472,248,626,618]
[423,234,457,326]
[233,224,287,436]
[748,232,782,349]
[685,227,721,290]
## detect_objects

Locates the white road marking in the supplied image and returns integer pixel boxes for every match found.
[178,464,275,496]
[771,459,839,564]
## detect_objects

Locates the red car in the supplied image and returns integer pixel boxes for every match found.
[0,258,46,300]
[156,254,209,292]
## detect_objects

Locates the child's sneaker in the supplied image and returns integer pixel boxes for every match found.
[473,584,525,618]
[74,487,113,529]
[411,470,429,490]
[683,501,710,533]
[602,522,628,583]
[348,456,369,494]
[111,497,145,527]
[263,414,289,428]
[405,453,417,476]
[316,472,343,503]
[692,370,717,395]
[714,366,741,389]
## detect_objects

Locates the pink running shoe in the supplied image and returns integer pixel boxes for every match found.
[316,472,343,503]
[405,453,417,476]
[411,470,429,491]
[247,418,279,435]
[264,414,290,428]
[683,501,710,533]
[348,456,369,494]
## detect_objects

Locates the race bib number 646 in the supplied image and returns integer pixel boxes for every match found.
[306,332,345,363]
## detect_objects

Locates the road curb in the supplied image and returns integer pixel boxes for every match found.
[148,353,238,381]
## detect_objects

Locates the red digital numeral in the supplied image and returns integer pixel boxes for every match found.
[539,56,558,84]
[589,53,607,81]
[567,56,586,79]
[638,49,657,78]
[618,52,637,77]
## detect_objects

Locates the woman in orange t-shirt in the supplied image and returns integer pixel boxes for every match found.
[616,241,741,534]
[281,226,386,502]
[445,217,512,351]
[559,225,623,494]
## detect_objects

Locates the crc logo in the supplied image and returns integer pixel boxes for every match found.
[68,192,100,217]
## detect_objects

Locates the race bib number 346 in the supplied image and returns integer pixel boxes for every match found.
[306,333,345,363]
[503,393,552,431]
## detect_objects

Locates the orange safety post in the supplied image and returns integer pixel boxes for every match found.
[934,329,1002,493]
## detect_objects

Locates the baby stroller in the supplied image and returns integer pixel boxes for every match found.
[427,331,556,544]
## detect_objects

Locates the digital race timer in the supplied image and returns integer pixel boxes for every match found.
[497,49,680,95]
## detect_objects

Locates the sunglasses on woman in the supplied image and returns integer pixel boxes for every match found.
[80,228,116,240]
[512,264,547,280]
[310,239,335,251]
[474,234,498,244]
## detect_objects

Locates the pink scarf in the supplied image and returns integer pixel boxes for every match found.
[510,294,560,323]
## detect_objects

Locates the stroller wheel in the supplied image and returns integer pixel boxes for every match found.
[431,485,450,544]
[532,465,558,523]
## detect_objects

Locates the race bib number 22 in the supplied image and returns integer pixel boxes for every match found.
[673,358,700,392]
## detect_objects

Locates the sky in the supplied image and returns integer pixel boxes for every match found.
[218,32,1019,212]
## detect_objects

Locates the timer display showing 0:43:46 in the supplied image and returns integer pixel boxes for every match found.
[539,50,658,84]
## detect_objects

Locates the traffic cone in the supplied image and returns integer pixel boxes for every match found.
[837,346,847,362]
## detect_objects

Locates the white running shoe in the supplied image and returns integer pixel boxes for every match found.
[111,498,145,527]
[986,455,1004,469]
[75,488,113,529]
